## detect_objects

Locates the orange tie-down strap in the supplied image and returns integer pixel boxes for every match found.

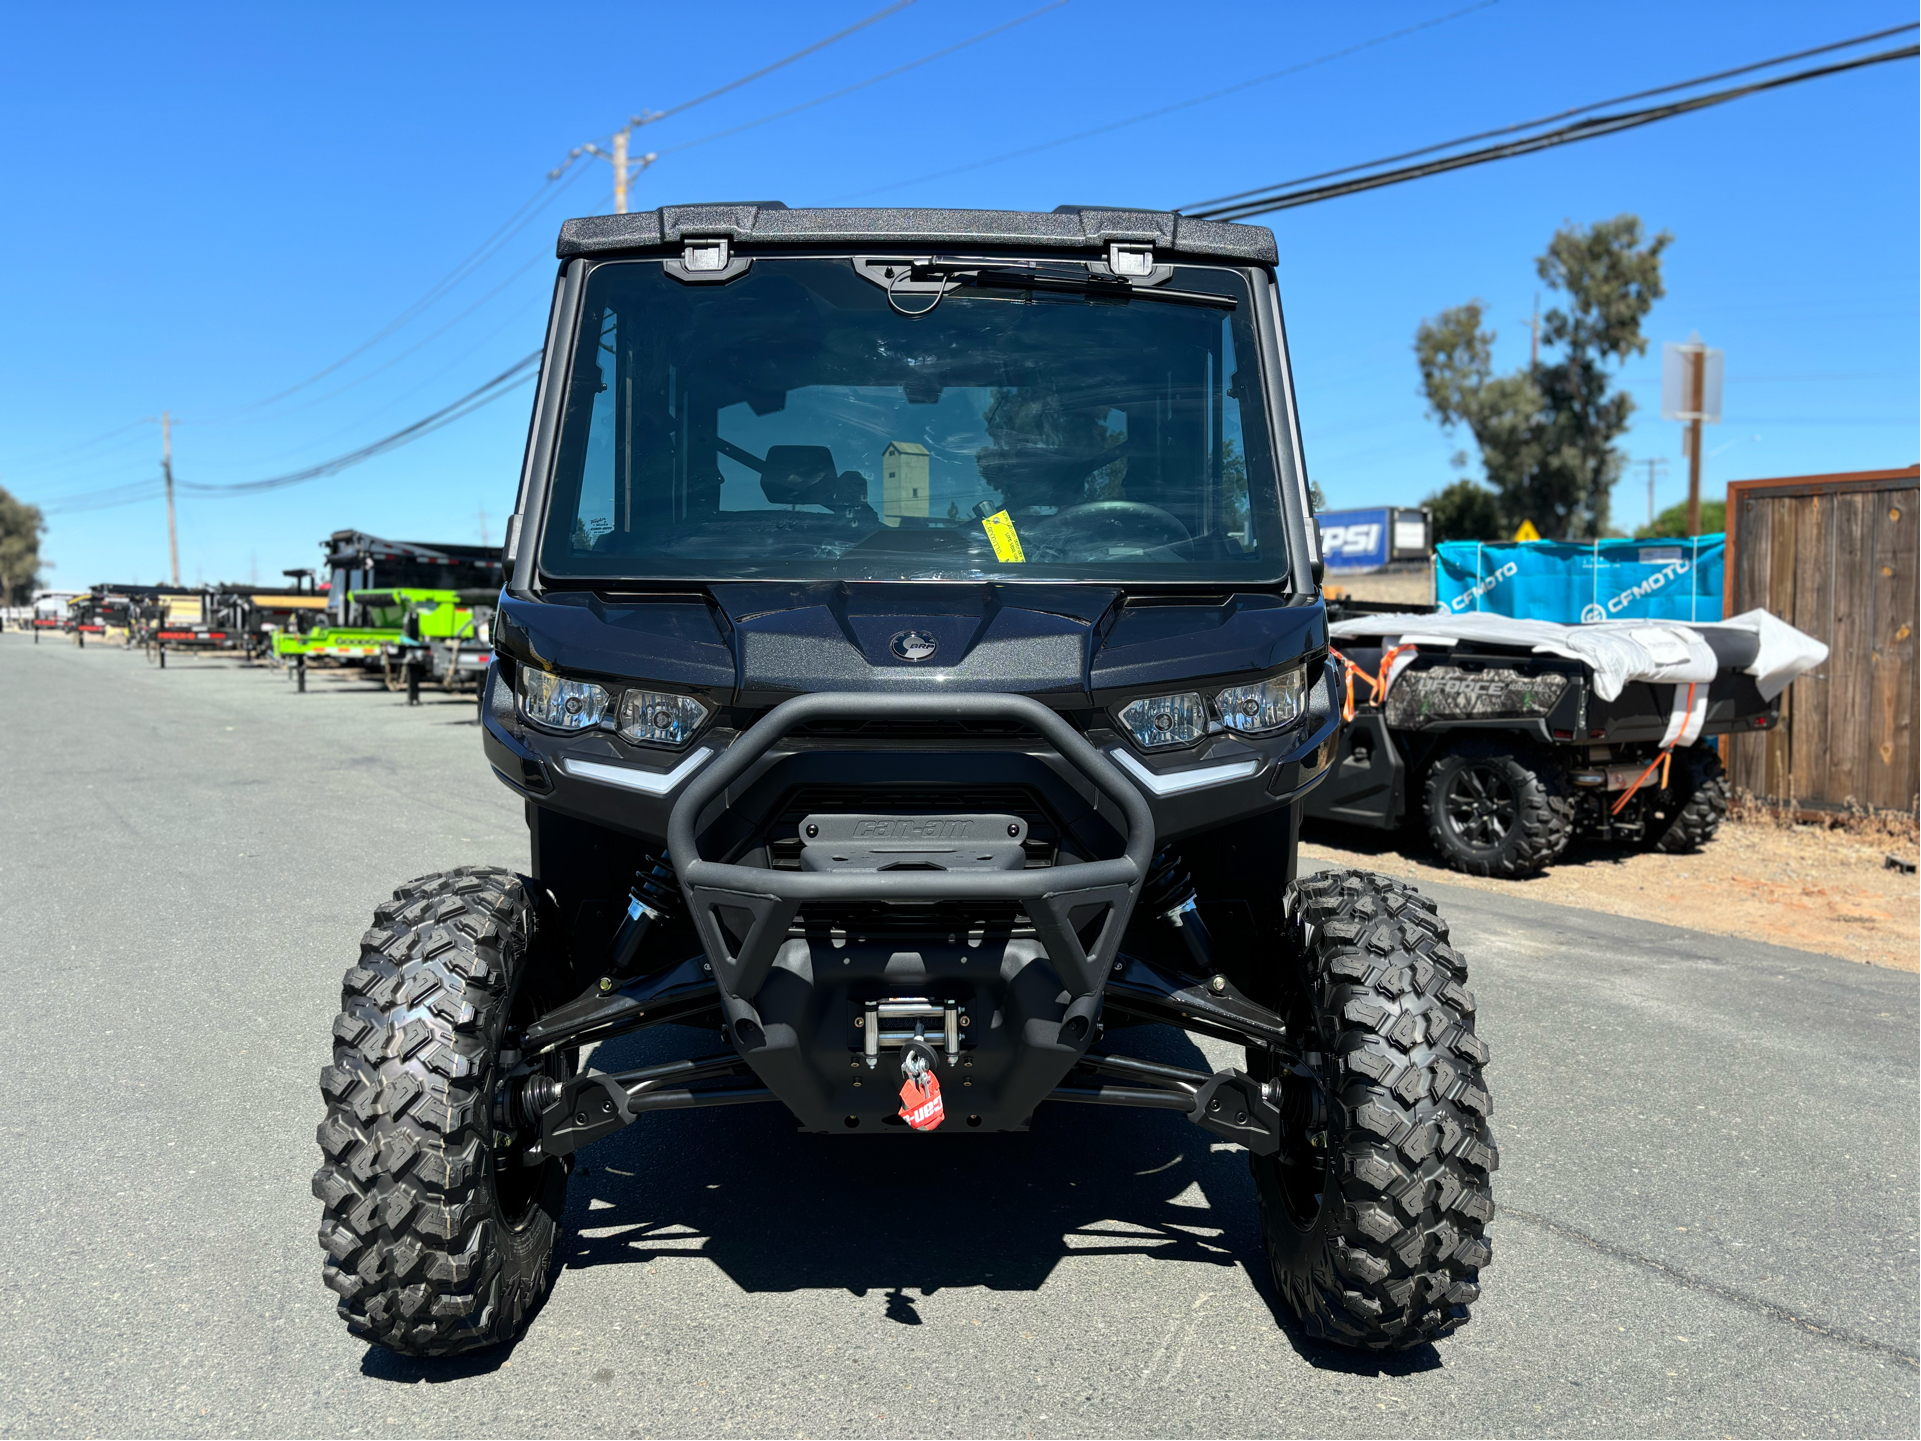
[1329,645,1418,723]
[1609,684,1690,816]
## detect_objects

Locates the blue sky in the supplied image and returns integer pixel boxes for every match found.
[2,0,1914,587]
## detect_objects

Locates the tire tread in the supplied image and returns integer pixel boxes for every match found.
[312,865,559,1356]
[1258,869,1496,1350]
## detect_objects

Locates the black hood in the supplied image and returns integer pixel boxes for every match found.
[498,583,1326,705]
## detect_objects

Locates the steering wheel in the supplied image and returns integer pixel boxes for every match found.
[1030,500,1192,559]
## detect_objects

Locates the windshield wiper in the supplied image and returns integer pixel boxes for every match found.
[939,263,1235,310]
[869,258,1236,315]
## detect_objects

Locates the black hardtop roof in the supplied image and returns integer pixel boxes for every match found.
[555,202,1277,267]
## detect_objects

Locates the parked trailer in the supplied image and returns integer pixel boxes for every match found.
[270,532,503,672]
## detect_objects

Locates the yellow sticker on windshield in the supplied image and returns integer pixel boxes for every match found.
[981,509,1026,563]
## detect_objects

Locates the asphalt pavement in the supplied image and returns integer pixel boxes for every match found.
[1,633,1915,1438]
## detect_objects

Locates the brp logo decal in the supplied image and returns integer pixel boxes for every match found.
[889,630,938,662]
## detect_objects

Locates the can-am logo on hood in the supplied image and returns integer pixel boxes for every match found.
[889,630,939,662]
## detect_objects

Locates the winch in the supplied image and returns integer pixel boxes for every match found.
[860,995,962,1068]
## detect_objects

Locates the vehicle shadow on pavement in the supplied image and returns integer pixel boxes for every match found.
[562,1022,1260,1307]
[358,1019,1451,1382]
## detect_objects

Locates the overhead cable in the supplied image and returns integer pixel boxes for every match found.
[637,0,917,128]
[180,351,542,496]
[201,162,591,422]
[656,0,1069,157]
[836,0,1500,200]
[44,353,541,514]
[1184,20,1919,212]
[1184,30,1920,219]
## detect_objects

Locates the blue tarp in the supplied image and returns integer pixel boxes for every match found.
[1434,535,1725,623]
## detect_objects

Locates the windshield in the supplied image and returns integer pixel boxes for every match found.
[538,257,1287,584]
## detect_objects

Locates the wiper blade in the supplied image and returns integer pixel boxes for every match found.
[930,263,1236,310]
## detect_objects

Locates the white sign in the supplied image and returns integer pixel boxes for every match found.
[1661,342,1724,423]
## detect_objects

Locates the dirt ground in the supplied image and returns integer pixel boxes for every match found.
[1302,811,1921,972]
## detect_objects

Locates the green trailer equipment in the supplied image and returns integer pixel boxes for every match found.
[269,531,503,689]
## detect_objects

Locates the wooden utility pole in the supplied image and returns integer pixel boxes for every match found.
[161,410,180,586]
[1685,347,1705,537]
[557,116,659,214]
[611,129,630,214]
[1636,457,1669,528]
[1524,294,1541,370]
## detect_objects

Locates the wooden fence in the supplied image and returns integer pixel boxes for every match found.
[1723,466,1918,814]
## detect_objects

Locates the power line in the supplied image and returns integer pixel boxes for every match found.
[44,353,541,515]
[642,0,916,127]
[554,0,920,211]
[4,418,152,469]
[1184,20,1919,213]
[835,0,1501,201]
[201,162,595,422]
[236,249,553,428]
[1184,32,1920,219]
[27,5,944,514]
[656,1,1070,158]
[180,352,542,496]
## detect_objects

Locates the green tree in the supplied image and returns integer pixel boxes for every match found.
[1415,215,1669,539]
[1423,477,1506,543]
[1636,497,1725,538]
[0,485,47,607]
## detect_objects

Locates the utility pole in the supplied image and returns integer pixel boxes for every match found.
[1523,294,1541,370]
[1635,457,1669,529]
[161,410,180,586]
[555,112,662,214]
[1684,347,1705,537]
[1661,333,1723,539]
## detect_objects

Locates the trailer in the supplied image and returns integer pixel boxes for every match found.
[27,590,82,640]
[270,532,503,669]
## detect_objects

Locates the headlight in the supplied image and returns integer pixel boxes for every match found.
[517,669,612,730]
[1117,692,1209,750]
[1214,666,1306,736]
[617,688,712,748]
[1114,665,1308,750]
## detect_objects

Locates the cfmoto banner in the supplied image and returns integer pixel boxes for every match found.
[1435,535,1725,623]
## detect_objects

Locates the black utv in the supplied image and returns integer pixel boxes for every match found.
[315,204,1497,1357]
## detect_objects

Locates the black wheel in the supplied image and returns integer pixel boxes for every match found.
[1251,869,1497,1350]
[314,866,573,1356]
[1649,745,1730,853]
[1424,741,1572,877]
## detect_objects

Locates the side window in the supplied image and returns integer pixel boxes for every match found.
[1220,319,1252,550]
[570,310,620,551]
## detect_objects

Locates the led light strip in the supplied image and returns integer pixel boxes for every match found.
[562,748,715,797]
[1105,747,1261,798]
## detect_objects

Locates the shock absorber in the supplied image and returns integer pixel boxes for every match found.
[1141,846,1219,980]
[605,853,682,981]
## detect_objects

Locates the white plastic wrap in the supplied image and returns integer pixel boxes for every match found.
[1329,609,1827,703]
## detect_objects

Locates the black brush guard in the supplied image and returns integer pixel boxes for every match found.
[669,692,1155,1009]
[521,692,1302,1151]
[665,692,1155,1133]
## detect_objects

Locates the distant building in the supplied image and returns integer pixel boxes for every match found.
[882,442,930,527]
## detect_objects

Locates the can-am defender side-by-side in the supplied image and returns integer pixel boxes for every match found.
[315,205,1497,1357]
